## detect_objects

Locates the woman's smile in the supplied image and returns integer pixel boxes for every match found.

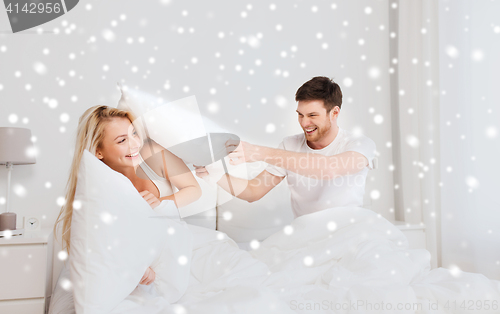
[125,151,139,158]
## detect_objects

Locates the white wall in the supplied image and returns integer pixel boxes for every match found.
[0,1,395,233]
[439,0,500,279]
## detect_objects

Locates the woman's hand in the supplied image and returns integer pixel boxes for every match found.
[225,139,262,165]
[193,161,226,184]
[194,165,209,178]
[139,267,155,285]
[140,190,161,209]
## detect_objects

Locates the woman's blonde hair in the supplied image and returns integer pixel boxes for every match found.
[53,105,138,254]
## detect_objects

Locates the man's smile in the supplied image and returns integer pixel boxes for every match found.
[305,127,317,135]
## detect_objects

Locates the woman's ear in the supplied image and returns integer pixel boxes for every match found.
[96,150,104,160]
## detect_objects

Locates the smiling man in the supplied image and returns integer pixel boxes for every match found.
[196,76,377,218]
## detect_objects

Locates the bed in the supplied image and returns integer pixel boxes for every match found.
[47,89,499,312]
[49,153,500,314]
[49,205,500,314]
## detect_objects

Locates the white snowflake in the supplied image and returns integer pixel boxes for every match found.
[247,36,261,48]
[485,126,498,138]
[8,113,18,124]
[368,67,380,79]
[303,256,314,266]
[178,255,188,265]
[445,45,459,58]
[472,49,484,61]
[13,184,27,197]
[265,123,276,133]
[222,211,232,221]
[465,176,479,189]
[406,135,419,148]
[33,62,47,75]
[58,250,68,261]
[275,95,287,108]
[342,77,353,87]
[449,264,462,278]
[327,221,337,231]
[56,196,66,206]
[283,225,293,235]
[370,190,381,200]
[100,212,113,224]
[250,240,260,250]
[101,29,116,42]
[73,200,82,210]
[60,113,70,123]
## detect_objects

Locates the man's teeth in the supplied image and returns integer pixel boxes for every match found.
[126,152,139,157]
[306,128,317,132]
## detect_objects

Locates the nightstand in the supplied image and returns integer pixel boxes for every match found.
[0,229,54,314]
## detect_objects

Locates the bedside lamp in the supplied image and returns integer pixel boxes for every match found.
[0,127,36,236]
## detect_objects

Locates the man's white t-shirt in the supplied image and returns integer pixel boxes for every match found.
[265,127,376,218]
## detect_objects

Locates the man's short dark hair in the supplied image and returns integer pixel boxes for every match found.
[295,76,342,113]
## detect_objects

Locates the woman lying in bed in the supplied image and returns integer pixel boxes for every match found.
[53,105,202,286]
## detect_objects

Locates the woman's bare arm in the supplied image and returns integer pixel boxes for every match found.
[159,148,202,208]
[141,139,202,208]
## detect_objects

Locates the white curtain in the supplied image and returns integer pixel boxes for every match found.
[438,0,500,280]
[395,0,500,278]
[393,0,442,269]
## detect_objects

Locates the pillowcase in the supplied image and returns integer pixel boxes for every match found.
[70,150,193,314]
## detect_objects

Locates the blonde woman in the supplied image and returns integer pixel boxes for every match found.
[53,105,202,286]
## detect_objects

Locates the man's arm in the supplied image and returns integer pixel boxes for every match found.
[227,141,369,180]
[196,167,284,203]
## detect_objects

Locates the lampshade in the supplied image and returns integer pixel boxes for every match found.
[0,127,36,165]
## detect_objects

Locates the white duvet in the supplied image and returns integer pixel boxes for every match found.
[50,206,500,314]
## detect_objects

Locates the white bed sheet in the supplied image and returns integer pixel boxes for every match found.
[49,206,500,314]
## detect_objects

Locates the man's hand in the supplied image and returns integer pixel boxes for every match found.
[139,267,155,285]
[226,139,263,165]
[140,190,161,209]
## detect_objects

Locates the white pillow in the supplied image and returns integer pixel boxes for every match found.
[116,87,220,219]
[116,87,206,157]
[48,263,75,314]
[70,150,193,313]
